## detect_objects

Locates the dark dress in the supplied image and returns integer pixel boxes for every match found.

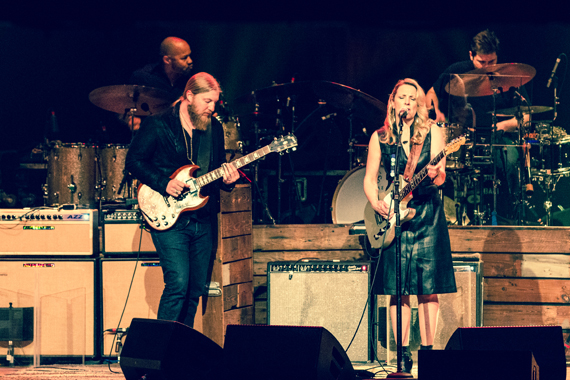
[373,129,457,296]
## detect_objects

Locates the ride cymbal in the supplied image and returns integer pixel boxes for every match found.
[446,63,536,97]
[89,85,172,116]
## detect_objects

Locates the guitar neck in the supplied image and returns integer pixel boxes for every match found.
[195,145,271,187]
[399,149,446,199]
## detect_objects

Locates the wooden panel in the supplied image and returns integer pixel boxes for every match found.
[483,253,570,278]
[484,278,570,303]
[221,211,252,238]
[223,282,254,312]
[223,307,254,332]
[220,184,251,213]
[253,250,367,274]
[222,258,253,286]
[221,235,252,263]
[253,224,361,251]
[254,301,267,325]
[484,304,570,327]
[449,226,570,253]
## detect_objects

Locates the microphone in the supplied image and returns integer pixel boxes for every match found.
[513,90,528,104]
[321,112,337,121]
[547,56,561,88]
[399,108,408,119]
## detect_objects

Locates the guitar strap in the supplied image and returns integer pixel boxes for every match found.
[403,140,424,182]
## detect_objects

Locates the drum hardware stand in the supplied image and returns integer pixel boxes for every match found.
[386,115,412,379]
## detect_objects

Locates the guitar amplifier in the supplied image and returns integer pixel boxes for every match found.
[101,209,157,255]
[0,208,98,256]
[267,261,372,362]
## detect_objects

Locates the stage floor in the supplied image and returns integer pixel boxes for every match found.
[1,363,391,379]
[0,362,567,379]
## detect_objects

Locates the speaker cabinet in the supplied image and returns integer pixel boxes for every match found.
[222,324,355,380]
[444,326,565,380]
[120,318,222,380]
[100,258,163,357]
[267,261,371,362]
[0,259,95,357]
[418,350,540,380]
[377,261,482,364]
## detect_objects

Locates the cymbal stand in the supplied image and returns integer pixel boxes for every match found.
[250,103,276,224]
[347,111,355,170]
[490,89,499,225]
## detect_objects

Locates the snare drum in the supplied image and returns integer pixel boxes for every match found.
[46,143,97,207]
[528,136,570,174]
[99,144,131,201]
[331,165,388,224]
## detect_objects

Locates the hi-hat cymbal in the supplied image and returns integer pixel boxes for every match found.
[491,105,554,117]
[89,85,172,115]
[446,63,536,97]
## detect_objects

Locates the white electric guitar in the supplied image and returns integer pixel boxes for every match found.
[138,134,298,230]
[364,135,466,248]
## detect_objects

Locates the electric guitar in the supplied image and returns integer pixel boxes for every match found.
[364,135,466,248]
[138,134,298,230]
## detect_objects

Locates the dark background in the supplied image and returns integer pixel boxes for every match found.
[1,2,569,221]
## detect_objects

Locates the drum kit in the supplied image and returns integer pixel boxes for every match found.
[440,62,568,226]
[231,80,387,224]
[43,84,173,209]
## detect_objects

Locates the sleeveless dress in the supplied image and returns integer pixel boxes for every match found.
[373,129,457,295]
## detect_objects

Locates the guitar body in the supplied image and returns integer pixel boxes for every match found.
[137,164,209,231]
[364,177,416,249]
[136,134,299,231]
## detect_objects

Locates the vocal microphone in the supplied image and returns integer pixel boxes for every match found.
[399,108,408,119]
[547,56,562,88]
[321,112,337,121]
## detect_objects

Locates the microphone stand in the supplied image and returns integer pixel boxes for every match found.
[387,115,413,378]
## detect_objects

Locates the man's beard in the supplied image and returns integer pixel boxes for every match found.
[188,104,211,131]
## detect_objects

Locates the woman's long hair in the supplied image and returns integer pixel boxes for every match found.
[377,78,430,145]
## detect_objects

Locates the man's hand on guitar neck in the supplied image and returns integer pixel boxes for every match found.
[221,162,240,185]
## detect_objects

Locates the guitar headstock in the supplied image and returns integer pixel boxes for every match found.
[445,134,467,155]
[269,134,298,154]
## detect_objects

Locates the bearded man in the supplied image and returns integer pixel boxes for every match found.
[125,72,239,327]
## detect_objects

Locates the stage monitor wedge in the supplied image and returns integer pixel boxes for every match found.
[120,318,222,380]
[445,326,565,380]
[222,324,355,380]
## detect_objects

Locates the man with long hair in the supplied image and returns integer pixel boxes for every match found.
[125,72,239,327]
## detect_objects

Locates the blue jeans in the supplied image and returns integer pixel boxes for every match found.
[150,217,212,327]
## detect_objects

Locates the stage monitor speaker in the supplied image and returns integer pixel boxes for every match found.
[418,349,539,380]
[120,318,222,380]
[443,326,565,380]
[377,261,482,365]
[222,324,355,380]
[0,259,95,357]
[267,261,371,362]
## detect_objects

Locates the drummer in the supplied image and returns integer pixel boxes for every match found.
[426,29,532,223]
[124,37,194,132]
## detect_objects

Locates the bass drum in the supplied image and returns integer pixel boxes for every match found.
[331,165,388,224]
[46,143,96,207]
[99,144,131,202]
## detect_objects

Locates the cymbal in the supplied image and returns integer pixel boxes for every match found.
[89,85,172,116]
[233,81,387,130]
[446,63,536,97]
[492,105,553,117]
